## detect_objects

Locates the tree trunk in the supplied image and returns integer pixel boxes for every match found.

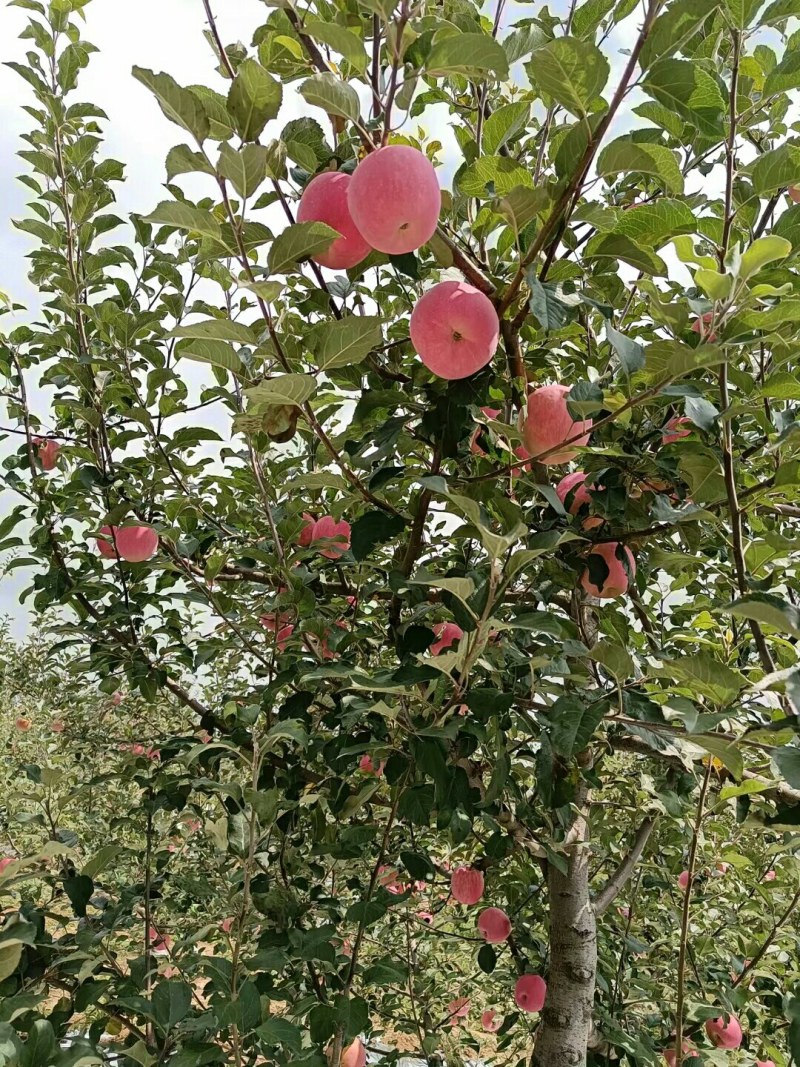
[532,792,596,1067]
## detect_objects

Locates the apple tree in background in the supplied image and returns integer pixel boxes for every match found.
[3,0,800,1063]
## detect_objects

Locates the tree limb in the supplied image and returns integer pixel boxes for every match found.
[593,815,658,916]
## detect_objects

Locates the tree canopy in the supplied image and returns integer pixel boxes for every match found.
[2,0,800,1064]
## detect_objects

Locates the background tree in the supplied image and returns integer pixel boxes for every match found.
[2,0,800,1065]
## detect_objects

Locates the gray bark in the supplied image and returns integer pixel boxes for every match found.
[532,835,597,1067]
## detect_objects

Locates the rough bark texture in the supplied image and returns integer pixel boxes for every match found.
[532,836,597,1067]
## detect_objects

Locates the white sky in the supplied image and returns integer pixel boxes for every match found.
[0,0,713,637]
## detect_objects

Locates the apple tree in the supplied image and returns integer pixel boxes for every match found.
[2,0,800,1064]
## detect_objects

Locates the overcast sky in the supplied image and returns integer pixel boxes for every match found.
[0,0,701,638]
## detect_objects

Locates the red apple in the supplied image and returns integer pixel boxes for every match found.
[477,907,512,943]
[430,622,463,655]
[451,866,484,905]
[514,974,546,1013]
[148,927,171,954]
[0,857,15,875]
[555,470,603,529]
[705,1013,742,1049]
[297,171,372,270]
[410,281,499,380]
[763,869,776,881]
[481,1009,502,1033]
[678,871,691,891]
[522,384,593,465]
[33,436,60,471]
[662,416,693,444]
[663,1041,698,1066]
[300,515,351,559]
[348,144,440,254]
[446,996,470,1027]
[581,542,635,599]
[340,1039,366,1067]
[359,754,384,776]
[95,524,158,563]
[691,312,717,342]
[15,717,31,731]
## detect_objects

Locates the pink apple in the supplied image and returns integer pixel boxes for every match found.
[148,927,171,954]
[221,917,234,933]
[446,997,470,1027]
[556,470,603,529]
[691,311,717,342]
[522,384,592,464]
[410,281,499,380]
[662,416,693,444]
[471,407,501,456]
[663,1041,697,1066]
[756,1061,777,1067]
[514,974,546,1013]
[417,910,434,924]
[678,871,691,891]
[789,185,800,203]
[359,754,384,776]
[300,515,351,559]
[340,1039,366,1067]
[430,621,463,655]
[481,1009,502,1033]
[33,436,60,470]
[15,717,31,731]
[477,907,512,943]
[581,542,636,599]
[348,144,440,254]
[378,865,405,894]
[95,524,158,563]
[111,691,123,706]
[297,171,372,270]
[451,867,484,905]
[0,857,16,875]
[705,1013,743,1049]
[763,869,776,881]
[260,611,292,632]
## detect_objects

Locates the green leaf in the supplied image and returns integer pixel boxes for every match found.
[152,981,192,1031]
[589,641,633,679]
[694,268,733,301]
[268,221,339,275]
[530,37,609,117]
[132,67,209,142]
[641,59,726,136]
[612,199,696,248]
[527,274,574,331]
[227,59,282,141]
[304,19,369,74]
[176,338,243,374]
[244,374,316,406]
[597,137,684,195]
[309,315,383,371]
[458,155,532,198]
[687,735,744,779]
[639,0,720,69]
[773,745,800,788]
[549,694,607,757]
[21,1019,57,1067]
[606,324,644,374]
[350,511,406,560]
[584,233,668,275]
[764,49,800,95]
[218,143,271,199]
[256,1017,303,1052]
[167,318,256,344]
[64,873,93,917]
[660,653,745,705]
[739,235,792,280]
[165,143,214,181]
[143,200,221,240]
[0,942,23,983]
[482,101,529,155]
[750,140,800,195]
[728,593,800,637]
[426,32,510,79]
[299,74,361,122]
[642,339,726,381]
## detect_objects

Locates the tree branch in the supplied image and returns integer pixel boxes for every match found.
[593,815,657,916]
